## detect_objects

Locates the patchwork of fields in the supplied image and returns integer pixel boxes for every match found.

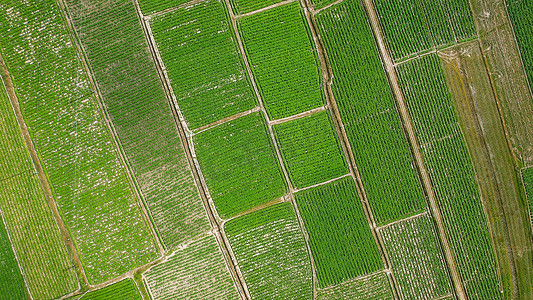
[1,0,532,299]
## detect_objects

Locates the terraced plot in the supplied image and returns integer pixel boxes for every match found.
[295,177,382,287]
[229,0,284,15]
[397,54,501,299]
[273,111,348,189]
[65,0,210,249]
[225,203,312,299]
[237,2,325,120]
[0,0,158,284]
[79,279,141,300]
[316,271,393,300]
[0,213,27,299]
[315,0,426,224]
[194,113,286,218]
[144,235,238,299]
[151,0,257,130]
[507,0,533,89]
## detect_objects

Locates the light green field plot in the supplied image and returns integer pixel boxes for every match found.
[237,2,325,120]
[397,54,501,299]
[65,0,210,249]
[79,279,141,300]
[521,167,533,227]
[144,235,238,299]
[0,79,78,298]
[225,203,312,299]
[229,0,283,15]
[379,214,453,299]
[316,271,393,300]
[151,0,257,130]
[194,112,286,218]
[138,0,190,15]
[273,111,348,189]
[315,0,426,224]
[295,177,382,287]
[0,0,158,284]
[507,0,533,88]
[374,0,476,60]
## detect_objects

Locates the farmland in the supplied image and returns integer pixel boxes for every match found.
[78,279,141,300]
[316,271,393,300]
[144,235,238,299]
[522,167,533,228]
[225,203,312,299]
[507,0,533,89]
[295,177,382,287]
[0,212,26,299]
[138,0,190,15]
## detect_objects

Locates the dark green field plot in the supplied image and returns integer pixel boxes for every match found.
[273,111,348,189]
[194,113,286,218]
[295,177,382,287]
[315,0,426,224]
[225,203,313,299]
[521,167,533,228]
[137,0,189,15]
[229,0,283,15]
[79,279,141,300]
[374,0,476,60]
[0,214,27,300]
[507,0,533,89]
[317,271,393,300]
[310,0,337,10]
[151,0,257,130]
[237,2,325,120]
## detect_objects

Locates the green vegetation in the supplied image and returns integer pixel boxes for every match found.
[315,0,426,224]
[65,0,210,249]
[151,0,257,130]
[225,203,312,299]
[237,2,325,120]
[295,177,382,287]
[316,271,393,300]
[79,279,141,300]
[521,167,533,228]
[229,0,283,15]
[137,0,189,15]
[0,0,158,284]
[273,111,348,189]
[0,80,78,298]
[507,0,533,89]
[380,214,452,299]
[374,0,476,60]
[194,113,286,218]
[397,54,501,299]
[310,0,337,10]
[144,235,238,299]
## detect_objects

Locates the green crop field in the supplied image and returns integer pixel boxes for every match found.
[507,0,533,89]
[150,0,257,130]
[310,0,337,10]
[65,0,210,250]
[316,271,393,300]
[521,167,533,228]
[225,203,312,299]
[374,0,476,60]
[397,54,501,299]
[237,1,325,120]
[0,0,158,284]
[194,112,286,218]
[138,0,190,15]
[229,0,283,15]
[295,177,382,287]
[144,235,238,299]
[78,279,141,300]
[0,213,27,299]
[315,0,426,224]
[273,111,348,189]
[379,214,452,299]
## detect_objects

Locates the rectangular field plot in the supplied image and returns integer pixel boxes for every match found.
[150,0,257,130]
[317,271,393,300]
[237,1,325,120]
[295,177,382,287]
[374,0,476,60]
[0,0,158,284]
[225,203,313,299]
[137,0,190,15]
[397,54,501,299]
[0,213,27,299]
[315,0,426,224]
[507,0,533,89]
[379,214,452,299]
[194,112,287,218]
[65,0,210,249]
[144,235,238,299]
[229,0,283,15]
[273,111,348,189]
[79,279,141,300]
[521,167,533,228]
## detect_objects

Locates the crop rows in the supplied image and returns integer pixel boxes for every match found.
[397,54,501,299]
[273,111,348,189]
[225,203,312,299]
[237,2,325,120]
[521,167,533,228]
[507,0,533,90]
[0,212,26,299]
[78,279,141,300]
[315,0,426,224]
[0,0,158,284]
[379,214,452,299]
[295,177,382,288]
[65,0,210,249]
[150,0,257,130]
[193,113,286,218]
[229,0,283,15]
[138,0,190,15]
[316,271,393,300]
[144,235,238,299]
[374,0,476,60]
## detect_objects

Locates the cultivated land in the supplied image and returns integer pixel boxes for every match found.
[77,279,141,300]
[507,0,533,88]
[522,167,533,228]
[316,271,393,300]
